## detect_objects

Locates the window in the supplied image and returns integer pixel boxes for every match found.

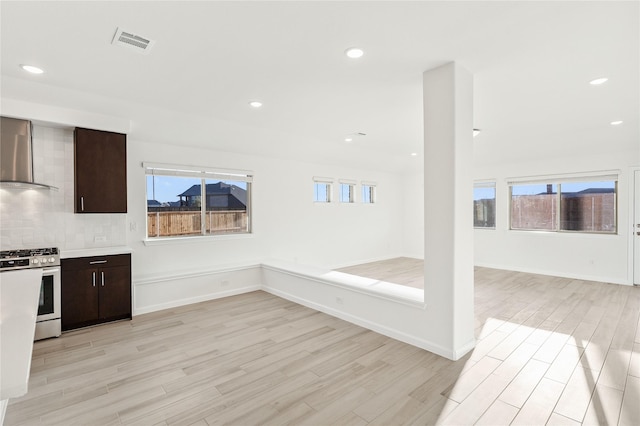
[509,175,617,233]
[473,182,495,228]
[511,183,558,231]
[145,163,252,238]
[362,182,376,204]
[339,181,355,203]
[313,177,332,203]
[559,181,616,232]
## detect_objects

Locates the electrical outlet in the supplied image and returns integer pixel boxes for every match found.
[130,221,137,232]
[94,235,107,243]
[221,280,230,287]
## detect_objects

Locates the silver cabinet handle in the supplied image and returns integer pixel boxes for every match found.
[89,260,107,264]
[80,196,84,211]
[92,271,96,287]
[101,271,105,286]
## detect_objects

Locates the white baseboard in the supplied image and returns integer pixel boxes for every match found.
[133,285,261,316]
[453,338,476,360]
[1,399,7,426]
[262,285,457,360]
[401,253,424,261]
[132,264,262,315]
[133,263,261,286]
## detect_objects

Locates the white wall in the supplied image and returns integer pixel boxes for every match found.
[127,138,404,312]
[401,148,637,285]
[473,150,637,285]
[263,64,477,362]
[402,170,424,259]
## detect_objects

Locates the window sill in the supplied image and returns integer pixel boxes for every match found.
[143,233,254,246]
[508,229,619,238]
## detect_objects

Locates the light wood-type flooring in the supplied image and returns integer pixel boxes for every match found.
[6,264,640,425]
[336,257,425,289]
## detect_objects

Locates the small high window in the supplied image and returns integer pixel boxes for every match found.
[339,181,355,203]
[313,177,333,203]
[362,182,376,204]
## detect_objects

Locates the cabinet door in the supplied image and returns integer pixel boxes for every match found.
[74,128,127,213]
[98,264,131,321]
[61,266,99,331]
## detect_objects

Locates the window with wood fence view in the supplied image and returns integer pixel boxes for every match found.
[510,180,616,233]
[146,174,250,238]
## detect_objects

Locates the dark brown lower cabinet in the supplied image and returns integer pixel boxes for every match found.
[62,254,131,331]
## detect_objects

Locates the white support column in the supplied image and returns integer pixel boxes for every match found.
[423,62,475,359]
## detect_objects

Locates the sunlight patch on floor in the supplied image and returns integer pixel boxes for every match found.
[435,316,633,425]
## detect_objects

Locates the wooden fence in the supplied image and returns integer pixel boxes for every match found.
[511,193,614,232]
[511,194,557,230]
[147,210,248,237]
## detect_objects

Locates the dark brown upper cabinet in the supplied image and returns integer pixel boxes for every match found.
[74,127,127,213]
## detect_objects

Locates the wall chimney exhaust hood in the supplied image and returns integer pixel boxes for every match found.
[1,116,57,190]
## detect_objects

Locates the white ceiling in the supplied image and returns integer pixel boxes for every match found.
[1,1,638,173]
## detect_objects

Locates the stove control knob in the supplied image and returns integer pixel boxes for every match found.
[49,257,56,263]
[41,258,48,264]
[32,258,39,264]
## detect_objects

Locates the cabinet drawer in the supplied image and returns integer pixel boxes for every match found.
[62,254,131,270]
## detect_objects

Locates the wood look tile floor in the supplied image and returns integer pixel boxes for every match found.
[6,264,640,425]
[336,258,425,289]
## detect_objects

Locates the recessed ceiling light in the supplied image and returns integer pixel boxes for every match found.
[249,101,262,108]
[589,77,608,85]
[473,129,481,137]
[610,120,623,126]
[410,153,418,157]
[345,47,364,59]
[344,137,353,142]
[20,64,44,74]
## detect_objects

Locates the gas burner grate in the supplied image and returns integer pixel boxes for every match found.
[0,247,59,259]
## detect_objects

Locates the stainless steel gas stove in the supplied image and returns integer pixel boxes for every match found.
[0,247,61,340]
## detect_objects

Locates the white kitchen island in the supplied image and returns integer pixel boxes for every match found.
[0,269,43,425]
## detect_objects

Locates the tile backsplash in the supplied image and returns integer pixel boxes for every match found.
[0,124,126,250]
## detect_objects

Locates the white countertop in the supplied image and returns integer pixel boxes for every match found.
[0,268,43,400]
[60,246,133,259]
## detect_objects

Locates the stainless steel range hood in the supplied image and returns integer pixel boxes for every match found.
[1,116,57,190]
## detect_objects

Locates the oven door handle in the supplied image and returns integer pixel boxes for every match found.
[42,267,60,274]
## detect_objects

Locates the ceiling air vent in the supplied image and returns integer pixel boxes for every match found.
[111,27,155,54]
